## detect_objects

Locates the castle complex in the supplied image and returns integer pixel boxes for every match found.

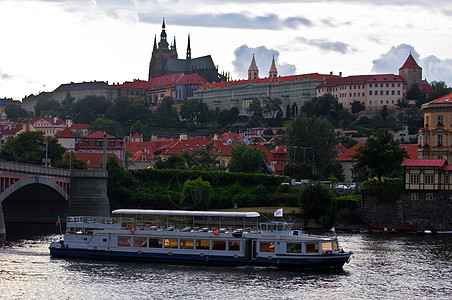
[148,19,227,83]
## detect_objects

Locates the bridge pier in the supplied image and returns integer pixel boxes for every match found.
[69,170,110,217]
[0,204,5,239]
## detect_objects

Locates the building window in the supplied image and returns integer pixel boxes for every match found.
[438,115,443,125]
[438,135,443,146]
[369,91,373,95]
[386,90,389,95]
[392,90,395,95]
[380,91,383,95]
[410,174,419,184]
[84,140,90,147]
[445,175,450,184]
[411,193,419,200]
[424,174,434,184]
[426,193,434,201]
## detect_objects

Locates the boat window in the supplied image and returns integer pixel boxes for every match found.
[149,238,162,248]
[321,242,333,252]
[306,243,319,253]
[212,241,226,251]
[260,242,275,252]
[334,241,339,251]
[133,237,147,247]
[118,236,131,247]
[180,240,194,249]
[286,243,302,253]
[164,239,178,248]
[228,241,240,251]
[196,240,210,250]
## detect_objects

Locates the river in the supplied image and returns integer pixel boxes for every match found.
[1,233,451,299]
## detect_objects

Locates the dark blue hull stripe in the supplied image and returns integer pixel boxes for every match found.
[50,248,351,268]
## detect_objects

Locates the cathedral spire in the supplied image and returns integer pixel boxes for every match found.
[153,34,157,51]
[186,34,191,60]
[158,18,169,50]
[248,54,259,80]
[269,55,278,78]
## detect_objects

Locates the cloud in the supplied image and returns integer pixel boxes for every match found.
[138,13,313,30]
[232,45,296,79]
[297,37,357,54]
[0,71,13,80]
[372,44,452,86]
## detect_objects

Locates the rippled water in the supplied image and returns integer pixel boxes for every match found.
[1,234,451,299]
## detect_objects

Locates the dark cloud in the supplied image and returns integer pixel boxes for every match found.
[232,45,296,79]
[138,13,313,30]
[297,37,357,54]
[372,44,452,86]
[0,71,12,80]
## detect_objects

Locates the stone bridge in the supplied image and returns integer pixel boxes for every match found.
[0,161,110,239]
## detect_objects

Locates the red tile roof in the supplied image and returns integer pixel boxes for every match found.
[401,159,446,167]
[111,80,149,89]
[70,124,91,130]
[84,131,118,139]
[422,81,434,94]
[426,92,452,104]
[148,73,184,90]
[199,73,335,90]
[399,54,421,70]
[400,144,418,158]
[58,127,75,138]
[177,73,208,85]
[338,143,417,161]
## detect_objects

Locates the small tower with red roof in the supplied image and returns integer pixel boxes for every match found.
[269,56,278,78]
[399,53,422,91]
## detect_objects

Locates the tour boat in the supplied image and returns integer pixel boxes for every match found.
[49,209,352,269]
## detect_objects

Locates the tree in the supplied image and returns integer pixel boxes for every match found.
[352,129,409,181]
[154,155,187,170]
[285,104,291,119]
[351,100,365,114]
[406,83,427,107]
[286,114,337,175]
[180,98,208,127]
[380,105,388,119]
[54,152,87,169]
[153,97,179,126]
[180,177,214,210]
[321,160,345,182]
[302,94,352,127]
[35,98,61,117]
[0,131,65,165]
[247,99,265,127]
[106,96,133,125]
[92,118,123,137]
[263,98,282,119]
[72,95,111,124]
[228,143,266,173]
[4,103,28,120]
[428,81,451,101]
[182,142,224,171]
[299,181,334,225]
[60,92,75,118]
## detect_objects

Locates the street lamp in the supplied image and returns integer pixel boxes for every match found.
[299,147,312,163]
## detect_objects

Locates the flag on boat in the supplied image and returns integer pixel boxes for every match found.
[330,226,335,232]
[56,216,60,228]
[274,208,283,217]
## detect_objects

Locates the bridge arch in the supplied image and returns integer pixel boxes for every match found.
[0,177,70,204]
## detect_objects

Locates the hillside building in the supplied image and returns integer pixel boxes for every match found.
[418,92,452,161]
[316,54,432,110]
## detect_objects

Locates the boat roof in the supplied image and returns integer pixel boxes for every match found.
[111,209,261,218]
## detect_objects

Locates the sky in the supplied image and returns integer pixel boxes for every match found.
[1,0,452,100]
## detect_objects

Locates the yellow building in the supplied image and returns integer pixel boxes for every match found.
[418,92,452,161]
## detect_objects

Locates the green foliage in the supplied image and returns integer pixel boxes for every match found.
[321,160,345,182]
[153,97,179,126]
[299,182,334,225]
[228,143,266,173]
[53,152,87,169]
[4,103,28,120]
[406,83,427,107]
[180,98,208,128]
[106,155,134,209]
[182,142,224,171]
[35,98,61,117]
[352,129,409,181]
[286,114,337,174]
[351,100,365,113]
[0,131,65,165]
[363,178,402,203]
[428,81,451,101]
[72,95,112,124]
[180,177,213,210]
[283,162,313,179]
[92,118,123,136]
[302,94,352,127]
[154,155,187,170]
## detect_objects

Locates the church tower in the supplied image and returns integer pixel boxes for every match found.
[148,18,178,80]
[399,53,422,91]
[248,54,259,80]
[269,56,278,78]
[186,34,191,60]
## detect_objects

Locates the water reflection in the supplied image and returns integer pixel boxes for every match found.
[1,233,451,299]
